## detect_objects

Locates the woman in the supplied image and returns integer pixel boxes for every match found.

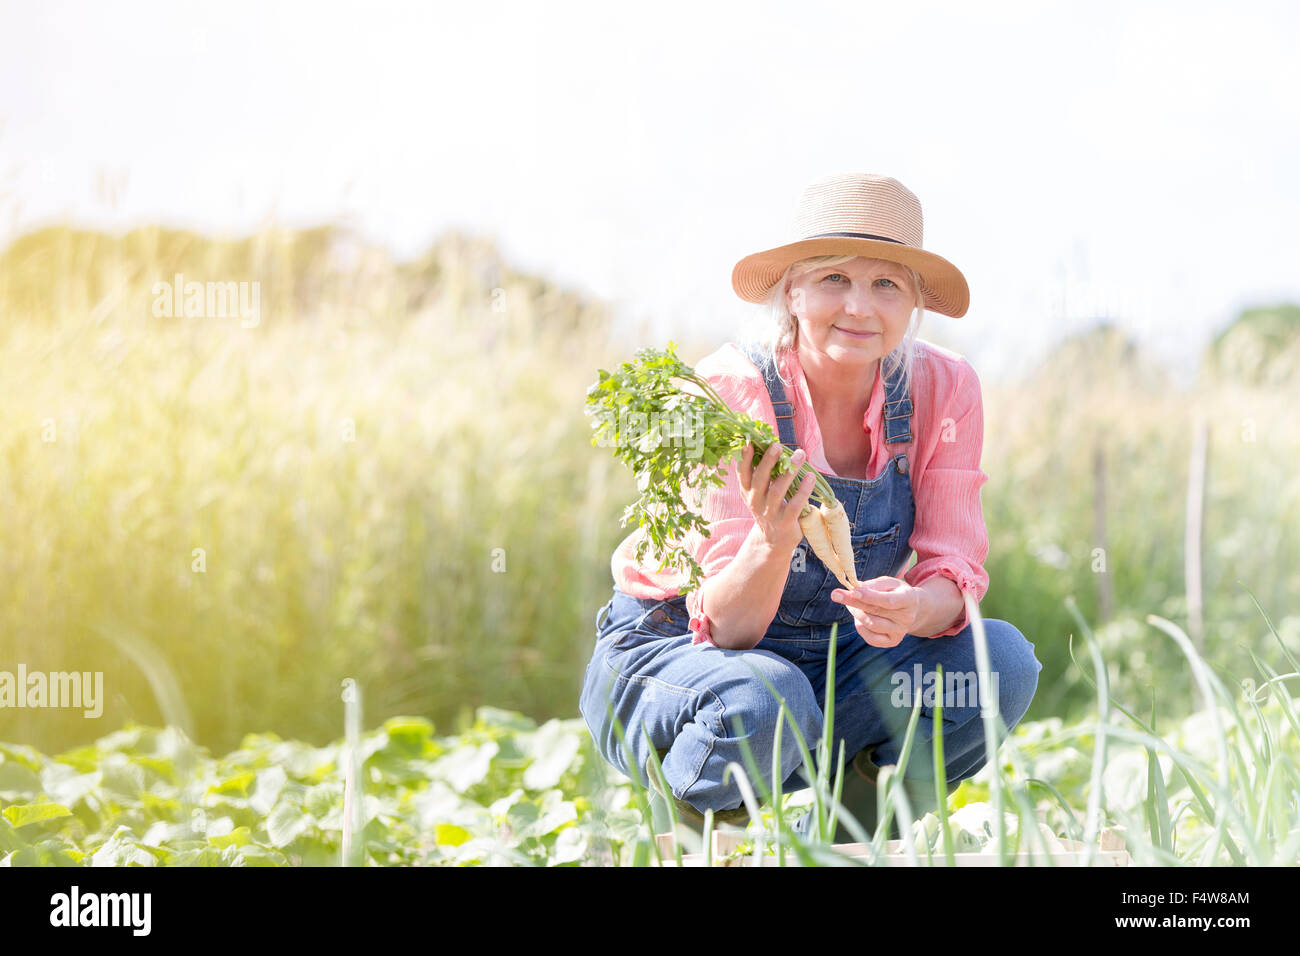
[579,173,1041,832]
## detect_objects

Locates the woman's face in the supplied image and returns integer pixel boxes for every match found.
[785,257,918,369]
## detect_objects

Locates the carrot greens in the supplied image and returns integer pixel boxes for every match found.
[584,341,850,594]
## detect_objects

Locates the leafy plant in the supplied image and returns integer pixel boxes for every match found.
[584,340,845,594]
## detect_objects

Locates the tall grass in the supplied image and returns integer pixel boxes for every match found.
[980,329,1300,721]
[0,225,651,752]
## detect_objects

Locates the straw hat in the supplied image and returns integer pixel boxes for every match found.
[731,173,969,318]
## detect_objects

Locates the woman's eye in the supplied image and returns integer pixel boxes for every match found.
[876,278,898,290]
[824,273,846,283]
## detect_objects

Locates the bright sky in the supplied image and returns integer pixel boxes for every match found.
[3,0,1298,383]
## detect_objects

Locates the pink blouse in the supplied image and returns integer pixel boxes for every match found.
[609,339,990,645]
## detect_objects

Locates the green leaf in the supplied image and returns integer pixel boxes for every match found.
[201,815,237,839]
[33,838,85,867]
[1145,747,1172,850]
[517,791,577,840]
[506,800,540,833]
[141,820,199,848]
[382,716,436,752]
[523,720,582,791]
[435,823,471,847]
[90,827,161,867]
[0,847,41,867]
[429,741,499,793]
[549,826,587,865]
[250,765,288,816]
[0,761,41,800]
[138,792,180,818]
[2,802,73,828]
[98,757,148,798]
[40,764,103,808]
[164,846,229,867]
[266,803,313,848]
[131,755,177,784]
[207,826,252,848]
[209,770,256,797]
[0,744,45,773]
[303,781,343,821]
[0,818,29,853]
[231,844,288,867]
[488,788,526,817]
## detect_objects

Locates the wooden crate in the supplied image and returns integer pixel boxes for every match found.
[655,827,1132,867]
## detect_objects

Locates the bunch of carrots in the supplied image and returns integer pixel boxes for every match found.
[584,341,860,594]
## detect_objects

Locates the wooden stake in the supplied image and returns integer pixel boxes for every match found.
[1093,439,1112,623]
[1186,417,1208,652]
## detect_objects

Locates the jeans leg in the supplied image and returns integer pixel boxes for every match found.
[580,623,824,814]
[827,618,1042,783]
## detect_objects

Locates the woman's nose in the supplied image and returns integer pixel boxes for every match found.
[844,288,874,317]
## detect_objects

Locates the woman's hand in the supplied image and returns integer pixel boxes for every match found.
[737,442,816,555]
[831,576,923,647]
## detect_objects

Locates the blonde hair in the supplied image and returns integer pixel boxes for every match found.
[752,254,926,395]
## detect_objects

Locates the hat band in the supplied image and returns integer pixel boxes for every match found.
[806,231,904,244]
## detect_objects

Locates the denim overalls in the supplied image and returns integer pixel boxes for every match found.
[580,344,1042,814]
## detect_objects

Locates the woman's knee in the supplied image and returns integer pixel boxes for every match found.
[717,650,821,742]
[675,651,822,806]
[982,619,1041,727]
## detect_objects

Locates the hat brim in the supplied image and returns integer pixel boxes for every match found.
[731,237,969,318]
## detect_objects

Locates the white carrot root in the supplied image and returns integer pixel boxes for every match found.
[798,506,838,583]
[798,500,859,591]
[819,497,861,590]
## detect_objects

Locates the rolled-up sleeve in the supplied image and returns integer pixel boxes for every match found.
[684,517,752,646]
[903,357,990,637]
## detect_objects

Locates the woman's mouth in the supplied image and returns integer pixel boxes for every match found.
[834,326,880,340]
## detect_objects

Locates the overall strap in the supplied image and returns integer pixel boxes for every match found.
[882,360,914,445]
[738,343,800,451]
